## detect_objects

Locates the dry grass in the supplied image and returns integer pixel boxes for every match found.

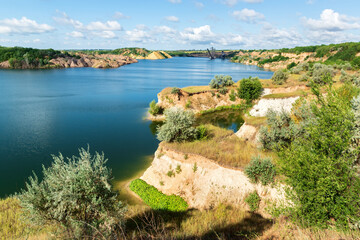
[262,89,309,99]
[243,115,268,127]
[258,216,360,240]
[125,204,273,239]
[182,85,212,93]
[162,125,273,169]
[260,74,308,88]
[0,198,54,240]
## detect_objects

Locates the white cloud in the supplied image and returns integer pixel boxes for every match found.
[153,25,176,34]
[223,0,263,7]
[232,8,265,23]
[168,0,182,3]
[114,12,130,19]
[53,11,83,28]
[86,21,122,31]
[195,2,204,9]
[67,31,84,38]
[125,28,153,43]
[93,31,117,39]
[165,16,179,22]
[180,25,215,44]
[33,39,41,43]
[0,17,54,34]
[302,9,360,31]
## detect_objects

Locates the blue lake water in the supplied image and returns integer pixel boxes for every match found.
[0,57,273,197]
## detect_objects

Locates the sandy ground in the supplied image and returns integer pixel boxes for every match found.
[249,97,299,117]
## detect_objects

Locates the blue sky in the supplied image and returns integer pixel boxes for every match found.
[0,0,359,50]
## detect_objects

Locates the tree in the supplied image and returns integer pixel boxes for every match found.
[19,147,126,239]
[278,84,360,228]
[157,107,197,142]
[209,75,234,89]
[237,76,262,103]
[271,69,289,85]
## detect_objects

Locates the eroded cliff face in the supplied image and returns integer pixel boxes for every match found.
[140,146,286,212]
[157,88,244,113]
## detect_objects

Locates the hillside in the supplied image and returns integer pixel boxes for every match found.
[81,47,172,60]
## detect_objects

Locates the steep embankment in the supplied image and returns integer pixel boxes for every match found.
[140,146,285,212]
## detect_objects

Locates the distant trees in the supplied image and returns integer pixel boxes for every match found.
[19,147,126,239]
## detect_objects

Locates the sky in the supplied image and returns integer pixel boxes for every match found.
[0,0,360,50]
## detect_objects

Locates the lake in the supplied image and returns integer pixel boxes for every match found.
[0,57,273,197]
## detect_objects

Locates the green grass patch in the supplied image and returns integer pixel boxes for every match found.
[199,103,250,115]
[262,90,308,99]
[129,179,188,212]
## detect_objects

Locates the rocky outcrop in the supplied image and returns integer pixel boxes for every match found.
[235,123,259,143]
[249,97,299,117]
[140,146,285,211]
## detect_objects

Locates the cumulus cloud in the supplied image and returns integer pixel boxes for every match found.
[168,0,182,3]
[232,8,265,23]
[195,2,204,9]
[165,16,179,22]
[92,31,117,39]
[113,12,130,19]
[86,21,122,31]
[153,25,176,34]
[223,0,263,7]
[125,27,153,43]
[0,17,54,34]
[302,9,360,31]
[53,11,83,28]
[66,31,84,38]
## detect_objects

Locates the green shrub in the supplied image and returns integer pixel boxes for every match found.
[193,163,198,173]
[209,75,234,89]
[287,62,297,69]
[157,107,197,142]
[238,76,263,103]
[185,100,191,109]
[229,89,236,101]
[129,179,188,212]
[167,170,175,177]
[299,74,309,82]
[196,125,208,140]
[149,100,164,115]
[219,87,228,95]
[176,164,182,174]
[258,54,289,65]
[245,156,276,186]
[278,83,360,228]
[311,63,334,85]
[171,87,181,94]
[19,147,125,239]
[271,69,289,85]
[245,191,260,212]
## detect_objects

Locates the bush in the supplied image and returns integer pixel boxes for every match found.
[245,191,260,212]
[271,69,289,85]
[171,87,181,94]
[129,179,188,212]
[229,89,236,101]
[299,74,309,82]
[18,147,125,239]
[149,100,164,116]
[311,63,334,85]
[196,125,208,140]
[238,76,263,103]
[209,75,234,89]
[287,62,297,69]
[157,107,197,142]
[245,156,276,186]
[219,87,228,95]
[278,84,360,228]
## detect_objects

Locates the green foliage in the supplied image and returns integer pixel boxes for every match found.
[258,54,289,65]
[192,163,198,173]
[129,179,188,212]
[278,84,360,229]
[245,191,260,212]
[196,125,208,140]
[171,87,181,94]
[271,69,289,85]
[238,76,263,103]
[157,107,197,142]
[149,100,164,116]
[259,104,314,151]
[200,103,250,115]
[167,170,175,177]
[176,164,182,174]
[185,100,192,109]
[311,63,334,85]
[18,147,125,239]
[209,75,234,89]
[229,89,236,101]
[219,87,228,95]
[287,62,297,69]
[299,74,309,82]
[245,156,276,186]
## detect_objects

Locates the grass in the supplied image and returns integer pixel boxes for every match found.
[260,74,307,88]
[262,90,308,99]
[162,124,273,169]
[0,198,54,240]
[243,115,268,127]
[182,85,212,93]
[125,204,273,239]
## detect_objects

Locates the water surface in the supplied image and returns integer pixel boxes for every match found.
[0,57,273,197]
